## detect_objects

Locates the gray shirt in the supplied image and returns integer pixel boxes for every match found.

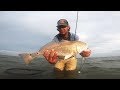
[52,32,79,42]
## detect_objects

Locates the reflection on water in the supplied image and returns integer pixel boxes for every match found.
[1,55,120,79]
[54,69,79,79]
[5,68,44,75]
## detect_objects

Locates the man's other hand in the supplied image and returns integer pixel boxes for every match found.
[80,48,91,57]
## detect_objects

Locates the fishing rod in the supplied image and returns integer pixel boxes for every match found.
[74,11,86,74]
[74,11,79,40]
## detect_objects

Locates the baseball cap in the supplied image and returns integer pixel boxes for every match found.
[56,19,69,27]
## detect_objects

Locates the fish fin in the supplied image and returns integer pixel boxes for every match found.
[58,56,65,59]
[64,54,73,60]
[57,54,73,60]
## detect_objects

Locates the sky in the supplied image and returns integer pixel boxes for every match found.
[0,11,120,57]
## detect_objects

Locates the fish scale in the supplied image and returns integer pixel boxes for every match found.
[19,40,88,64]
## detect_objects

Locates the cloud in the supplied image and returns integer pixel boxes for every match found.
[90,33,120,57]
[0,11,120,57]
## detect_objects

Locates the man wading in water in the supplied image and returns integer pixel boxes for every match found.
[43,19,91,72]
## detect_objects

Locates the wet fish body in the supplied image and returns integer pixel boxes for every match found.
[19,40,88,64]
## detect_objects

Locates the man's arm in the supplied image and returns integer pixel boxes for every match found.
[52,35,59,42]
[73,33,91,57]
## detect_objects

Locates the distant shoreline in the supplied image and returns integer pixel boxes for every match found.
[0,54,120,60]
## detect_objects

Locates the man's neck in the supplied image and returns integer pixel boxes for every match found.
[60,32,70,40]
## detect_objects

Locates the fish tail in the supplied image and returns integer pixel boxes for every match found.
[19,51,43,65]
[19,53,35,65]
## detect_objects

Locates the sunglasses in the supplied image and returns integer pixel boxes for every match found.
[57,26,67,30]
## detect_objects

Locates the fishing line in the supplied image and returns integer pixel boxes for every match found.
[74,11,85,74]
